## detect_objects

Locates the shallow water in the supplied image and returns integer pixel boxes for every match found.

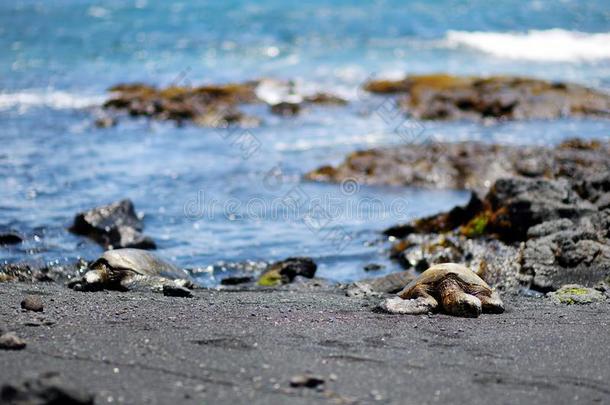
[1,0,609,285]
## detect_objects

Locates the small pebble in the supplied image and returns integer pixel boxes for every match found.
[21,295,44,312]
[289,373,325,389]
[163,285,192,298]
[0,332,27,350]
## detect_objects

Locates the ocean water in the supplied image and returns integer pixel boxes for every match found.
[1,0,609,285]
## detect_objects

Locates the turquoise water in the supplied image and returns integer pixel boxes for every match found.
[1,0,609,285]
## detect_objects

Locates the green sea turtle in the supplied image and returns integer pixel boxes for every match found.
[380,263,504,317]
[68,248,192,292]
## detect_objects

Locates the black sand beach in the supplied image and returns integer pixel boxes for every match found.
[1,283,608,404]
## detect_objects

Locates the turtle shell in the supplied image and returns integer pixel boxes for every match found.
[94,248,187,280]
[400,263,491,296]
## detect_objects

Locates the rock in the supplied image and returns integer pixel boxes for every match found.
[0,332,26,350]
[363,74,610,121]
[93,116,117,128]
[1,372,93,404]
[484,177,596,242]
[21,295,43,312]
[304,92,347,105]
[104,82,260,126]
[383,172,610,293]
[548,284,606,305]
[258,257,317,286]
[69,199,156,250]
[387,177,596,243]
[363,263,384,272]
[0,233,22,246]
[289,374,325,389]
[193,108,260,128]
[104,79,347,124]
[270,101,301,116]
[306,140,610,196]
[220,276,254,286]
[162,285,193,298]
[519,213,610,291]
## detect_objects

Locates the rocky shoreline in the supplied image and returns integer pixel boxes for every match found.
[304,138,610,294]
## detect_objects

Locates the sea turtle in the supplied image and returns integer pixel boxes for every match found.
[68,248,192,292]
[380,263,504,317]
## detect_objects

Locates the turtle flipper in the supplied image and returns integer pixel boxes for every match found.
[379,296,438,314]
[478,290,505,314]
[382,283,438,314]
[438,277,482,317]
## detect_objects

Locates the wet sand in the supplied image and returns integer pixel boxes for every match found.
[1,282,608,404]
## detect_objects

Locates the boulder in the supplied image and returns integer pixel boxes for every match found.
[1,373,93,404]
[0,333,26,350]
[0,233,22,246]
[363,74,610,121]
[70,199,156,250]
[306,140,610,195]
[258,257,317,286]
[385,174,610,292]
[547,284,606,305]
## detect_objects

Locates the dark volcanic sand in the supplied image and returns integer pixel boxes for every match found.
[0,283,608,404]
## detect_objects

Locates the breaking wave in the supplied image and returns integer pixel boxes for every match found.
[445,29,610,62]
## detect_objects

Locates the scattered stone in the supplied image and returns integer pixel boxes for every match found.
[0,332,26,350]
[0,233,22,246]
[68,248,191,292]
[548,284,606,305]
[69,199,156,250]
[162,285,193,298]
[1,372,93,404]
[21,295,43,312]
[363,74,610,121]
[1,261,88,284]
[258,257,317,286]
[289,373,325,389]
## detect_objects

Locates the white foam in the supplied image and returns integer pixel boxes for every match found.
[445,29,610,62]
[255,79,303,105]
[0,90,104,112]
[275,132,389,152]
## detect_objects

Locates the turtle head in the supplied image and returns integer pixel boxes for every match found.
[68,260,113,292]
